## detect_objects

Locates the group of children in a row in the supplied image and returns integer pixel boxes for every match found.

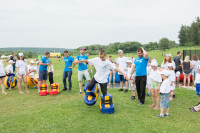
[0,53,54,94]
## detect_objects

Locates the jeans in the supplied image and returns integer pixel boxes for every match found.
[135,76,147,104]
[63,71,72,90]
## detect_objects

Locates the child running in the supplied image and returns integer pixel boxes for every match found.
[149,61,162,110]
[126,60,136,100]
[0,54,7,95]
[27,60,37,89]
[168,63,176,101]
[157,70,171,118]
[5,60,15,90]
[194,65,200,106]
[73,50,127,96]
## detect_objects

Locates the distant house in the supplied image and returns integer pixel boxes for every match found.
[50,53,61,58]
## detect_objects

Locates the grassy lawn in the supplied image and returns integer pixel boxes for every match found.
[1,48,200,133]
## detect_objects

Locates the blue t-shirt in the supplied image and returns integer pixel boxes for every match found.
[76,54,88,71]
[64,56,74,71]
[134,56,149,76]
[39,57,49,71]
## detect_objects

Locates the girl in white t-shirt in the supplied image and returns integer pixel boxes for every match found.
[15,53,29,94]
[27,60,37,89]
[146,58,152,96]
[161,53,176,70]
[0,55,7,95]
[149,61,162,110]
[168,63,176,101]
[125,60,136,100]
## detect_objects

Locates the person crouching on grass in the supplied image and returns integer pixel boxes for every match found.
[149,61,162,110]
[27,60,37,89]
[125,60,136,100]
[73,50,127,96]
[168,63,176,101]
[194,65,200,106]
[157,70,171,118]
[48,61,54,85]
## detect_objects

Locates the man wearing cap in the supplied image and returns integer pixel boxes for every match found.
[39,52,50,86]
[130,48,149,105]
[74,48,92,94]
[116,49,128,93]
[9,52,17,72]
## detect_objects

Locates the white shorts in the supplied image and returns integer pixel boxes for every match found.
[128,80,136,91]
[30,75,34,79]
[146,84,151,90]
[78,69,91,81]
[19,71,26,76]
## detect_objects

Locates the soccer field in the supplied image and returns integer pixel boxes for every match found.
[1,58,200,133]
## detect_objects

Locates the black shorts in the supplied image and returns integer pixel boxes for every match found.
[119,75,127,82]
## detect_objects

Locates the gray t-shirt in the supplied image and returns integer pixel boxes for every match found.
[173,56,182,70]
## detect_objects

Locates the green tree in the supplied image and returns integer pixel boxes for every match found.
[178,25,188,46]
[27,51,33,58]
[159,38,170,51]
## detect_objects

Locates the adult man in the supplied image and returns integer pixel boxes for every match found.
[173,51,182,87]
[74,48,92,94]
[116,50,128,93]
[130,48,149,105]
[63,50,74,91]
[39,52,50,87]
[9,52,17,72]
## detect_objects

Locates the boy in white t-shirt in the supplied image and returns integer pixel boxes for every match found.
[194,65,200,106]
[27,60,37,89]
[73,50,127,96]
[149,61,162,110]
[5,60,15,90]
[125,60,136,100]
[157,70,171,118]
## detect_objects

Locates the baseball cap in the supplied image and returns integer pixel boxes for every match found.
[18,53,24,57]
[30,60,35,64]
[126,60,132,63]
[151,61,158,66]
[8,60,15,63]
[168,63,173,67]
[160,70,170,77]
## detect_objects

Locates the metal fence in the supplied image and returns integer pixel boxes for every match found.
[183,50,200,60]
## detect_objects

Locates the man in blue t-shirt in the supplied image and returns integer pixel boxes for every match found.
[39,52,50,87]
[130,48,149,105]
[62,50,74,91]
[74,48,92,94]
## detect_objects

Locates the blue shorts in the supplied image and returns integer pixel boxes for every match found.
[196,84,200,95]
[160,93,170,109]
[39,70,48,81]
[119,75,127,82]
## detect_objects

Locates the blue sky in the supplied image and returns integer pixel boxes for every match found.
[0,0,199,48]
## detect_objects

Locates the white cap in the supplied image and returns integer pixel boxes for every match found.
[151,61,158,66]
[18,53,24,57]
[36,61,39,64]
[8,60,15,63]
[126,60,132,63]
[152,59,157,63]
[197,65,200,69]
[168,63,173,67]
[30,60,35,64]
[160,70,170,77]
[166,53,171,57]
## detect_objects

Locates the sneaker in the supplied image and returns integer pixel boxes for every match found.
[164,113,170,117]
[157,114,164,118]
[173,94,175,98]
[147,93,151,96]
[131,96,135,100]
[138,102,144,105]
[124,89,128,93]
[62,88,67,91]
[118,88,123,91]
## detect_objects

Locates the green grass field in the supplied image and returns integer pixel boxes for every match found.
[1,47,200,133]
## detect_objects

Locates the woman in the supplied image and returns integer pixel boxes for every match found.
[182,56,193,87]
[192,55,199,86]
[108,56,116,87]
[161,53,176,70]
[0,54,7,95]
[16,53,29,94]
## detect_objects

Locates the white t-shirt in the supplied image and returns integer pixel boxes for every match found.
[88,57,117,83]
[149,70,162,83]
[168,70,175,90]
[126,66,135,79]
[160,79,171,93]
[48,65,54,72]
[27,65,36,78]
[0,60,6,76]
[192,60,198,73]
[116,57,128,75]
[16,60,27,75]
[5,64,13,74]
[161,61,176,70]
[35,66,39,78]
[195,73,200,83]
[147,65,152,84]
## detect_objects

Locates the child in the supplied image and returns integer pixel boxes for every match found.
[5,60,15,90]
[194,65,200,106]
[149,61,162,110]
[73,50,127,96]
[27,60,37,89]
[35,61,40,90]
[157,70,171,118]
[168,63,176,101]
[126,60,136,100]
[146,59,152,96]
[48,61,54,85]
[0,54,7,95]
